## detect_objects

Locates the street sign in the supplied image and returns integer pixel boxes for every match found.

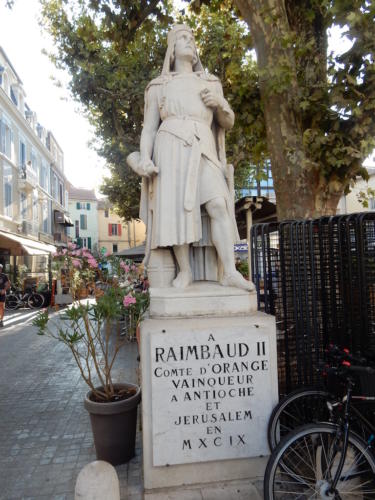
[234,243,248,252]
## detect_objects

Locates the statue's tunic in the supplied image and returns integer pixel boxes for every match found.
[142,72,238,250]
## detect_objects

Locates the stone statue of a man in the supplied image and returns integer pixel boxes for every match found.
[128,24,253,292]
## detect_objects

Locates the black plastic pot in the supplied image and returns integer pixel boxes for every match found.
[84,383,141,466]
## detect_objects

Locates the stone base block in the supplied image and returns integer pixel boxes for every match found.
[150,281,257,318]
[140,312,278,491]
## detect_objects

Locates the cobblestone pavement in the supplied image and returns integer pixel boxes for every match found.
[0,308,142,500]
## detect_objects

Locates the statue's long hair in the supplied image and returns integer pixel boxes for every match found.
[161,24,204,75]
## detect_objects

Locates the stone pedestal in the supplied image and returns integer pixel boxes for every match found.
[140,286,278,491]
[150,281,257,318]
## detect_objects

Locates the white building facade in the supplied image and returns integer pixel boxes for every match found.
[0,46,71,284]
[68,187,99,253]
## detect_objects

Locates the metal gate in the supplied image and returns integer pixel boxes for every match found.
[251,213,375,395]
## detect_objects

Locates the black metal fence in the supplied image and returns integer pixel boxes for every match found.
[251,213,375,395]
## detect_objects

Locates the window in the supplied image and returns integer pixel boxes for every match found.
[75,220,79,238]
[104,209,109,218]
[80,214,87,230]
[370,198,375,210]
[76,202,91,210]
[59,182,64,206]
[80,237,92,249]
[3,164,12,217]
[30,148,37,172]
[0,118,14,159]
[20,192,27,219]
[113,244,118,253]
[39,161,48,190]
[51,173,58,200]
[19,140,26,167]
[108,223,122,236]
[42,200,49,233]
[10,87,18,106]
[32,189,39,222]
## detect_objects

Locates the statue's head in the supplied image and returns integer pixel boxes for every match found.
[162,24,203,74]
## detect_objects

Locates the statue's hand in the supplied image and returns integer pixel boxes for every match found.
[200,88,225,110]
[140,158,159,177]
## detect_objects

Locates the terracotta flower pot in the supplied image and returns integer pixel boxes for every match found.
[84,383,141,465]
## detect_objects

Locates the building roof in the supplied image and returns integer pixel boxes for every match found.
[68,186,98,201]
[97,198,112,210]
[0,46,23,84]
[235,196,277,240]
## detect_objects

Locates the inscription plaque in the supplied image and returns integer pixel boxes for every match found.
[151,327,274,466]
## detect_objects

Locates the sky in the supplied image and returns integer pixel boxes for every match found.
[0,0,373,195]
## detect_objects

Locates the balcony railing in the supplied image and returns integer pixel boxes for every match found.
[19,164,37,190]
[21,220,39,237]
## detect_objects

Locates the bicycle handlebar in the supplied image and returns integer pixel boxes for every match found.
[344,363,375,375]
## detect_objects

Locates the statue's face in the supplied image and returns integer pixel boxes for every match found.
[174,31,196,63]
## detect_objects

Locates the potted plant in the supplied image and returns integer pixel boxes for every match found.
[33,246,146,465]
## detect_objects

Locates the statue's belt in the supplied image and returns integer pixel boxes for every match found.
[158,115,225,212]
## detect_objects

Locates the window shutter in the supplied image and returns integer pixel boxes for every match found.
[76,202,80,209]
[80,214,84,229]
[118,224,122,236]
[87,202,90,210]
[108,224,112,236]
[76,237,82,248]
[88,237,91,250]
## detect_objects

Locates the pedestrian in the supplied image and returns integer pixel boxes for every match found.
[0,264,10,327]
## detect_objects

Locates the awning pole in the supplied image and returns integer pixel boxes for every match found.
[48,254,52,291]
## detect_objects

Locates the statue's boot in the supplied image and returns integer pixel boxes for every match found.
[173,270,193,289]
[220,271,255,292]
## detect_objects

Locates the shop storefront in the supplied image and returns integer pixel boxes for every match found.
[0,230,56,290]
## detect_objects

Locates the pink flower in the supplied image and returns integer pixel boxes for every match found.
[68,242,77,250]
[131,265,137,271]
[105,251,111,257]
[88,258,98,268]
[123,294,136,307]
[61,248,67,255]
[72,259,82,268]
[120,261,130,273]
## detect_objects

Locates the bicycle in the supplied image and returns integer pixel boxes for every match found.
[267,345,373,451]
[5,286,45,310]
[264,359,375,498]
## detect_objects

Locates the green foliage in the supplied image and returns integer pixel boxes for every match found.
[33,309,49,335]
[40,0,174,220]
[40,0,375,217]
[357,187,375,208]
[184,1,267,193]
[40,0,265,217]
[236,260,249,278]
[32,255,149,401]
[234,0,375,214]
[286,0,375,190]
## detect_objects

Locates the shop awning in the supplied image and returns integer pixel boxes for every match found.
[64,215,74,227]
[0,231,56,256]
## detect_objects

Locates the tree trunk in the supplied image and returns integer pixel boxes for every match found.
[234,0,342,220]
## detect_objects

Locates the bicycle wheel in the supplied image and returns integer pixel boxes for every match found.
[27,293,44,309]
[264,423,375,499]
[268,387,331,451]
[5,294,19,310]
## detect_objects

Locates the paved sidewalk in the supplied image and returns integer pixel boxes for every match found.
[0,310,142,500]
